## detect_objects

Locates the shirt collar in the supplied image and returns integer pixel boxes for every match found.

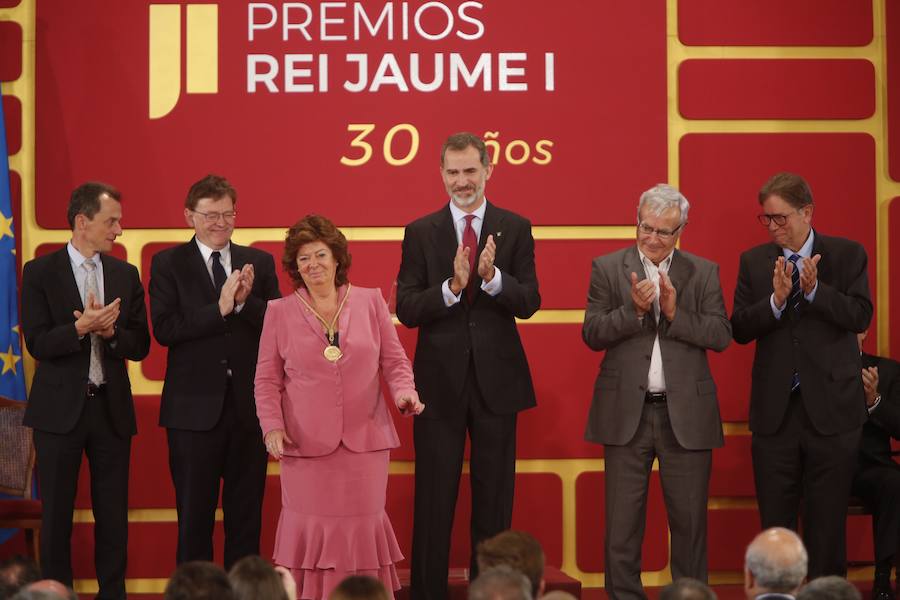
[637,247,674,272]
[67,241,100,269]
[195,237,230,263]
[783,229,815,259]
[449,198,487,224]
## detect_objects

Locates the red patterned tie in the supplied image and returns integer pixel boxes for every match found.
[462,214,477,299]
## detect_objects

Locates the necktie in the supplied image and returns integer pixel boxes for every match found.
[788,253,801,391]
[211,251,227,295]
[462,215,477,299]
[83,260,105,385]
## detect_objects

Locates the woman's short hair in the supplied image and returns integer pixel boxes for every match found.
[282,214,351,289]
[228,556,288,600]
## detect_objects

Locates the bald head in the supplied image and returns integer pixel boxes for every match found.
[744,528,808,597]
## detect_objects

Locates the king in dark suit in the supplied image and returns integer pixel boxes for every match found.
[149,174,280,569]
[396,132,540,600]
[853,330,900,600]
[22,182,150,599]
[732,172,873,578]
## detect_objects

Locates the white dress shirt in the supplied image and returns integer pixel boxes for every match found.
[638,248,673,393]
[441,200,504,306]
[195,238,244,313]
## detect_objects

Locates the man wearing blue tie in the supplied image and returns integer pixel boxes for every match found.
[732,172,873,579]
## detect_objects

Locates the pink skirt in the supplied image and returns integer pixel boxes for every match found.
[274,444,403,600]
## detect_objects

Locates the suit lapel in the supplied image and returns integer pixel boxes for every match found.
[184,237,218,302]
[56,247,85,312]
[430,206,458,273]
[99,254,120,307]
[336,284,352,344]
[231,242,247,273]
[621,246,655,331]
[810,229,828,282]
[666,249,694,295]
[479,202,503,255]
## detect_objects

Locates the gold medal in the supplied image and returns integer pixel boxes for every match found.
[295,284,352,363]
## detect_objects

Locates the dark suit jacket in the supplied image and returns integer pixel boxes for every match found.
[149,238,280,431]
[859,353,900,469]
[396,202,540,419]
[582,246,731,449]
[22,247,150,437]
[732,231,873,435]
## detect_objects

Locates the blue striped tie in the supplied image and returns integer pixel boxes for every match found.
[789,254,801,391]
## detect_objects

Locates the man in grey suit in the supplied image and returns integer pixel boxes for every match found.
[582,184,731,600]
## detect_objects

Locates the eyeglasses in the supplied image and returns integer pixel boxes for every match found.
[756,212,798,227]
[192,209,236,224]
[637,222,683,240]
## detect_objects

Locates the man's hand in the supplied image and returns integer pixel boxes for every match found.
[772,256,793,309]
[800,254,821,296]
[218,270,242,316]
[234,263,255,304]
[862,365,879,408]
[73,292,121,337]
[477,234,496,283]
[449,244,471,296]
[630,272,655,318]
[659,270,677,322]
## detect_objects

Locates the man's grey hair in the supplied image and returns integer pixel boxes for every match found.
[745,532,808,593]
[637,184,690,227]
[468,566,533,600]
[796,577,861,600]
[660,577,718,600]
[11,589,77,600]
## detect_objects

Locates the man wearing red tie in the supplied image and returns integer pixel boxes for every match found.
[397,132,541,600]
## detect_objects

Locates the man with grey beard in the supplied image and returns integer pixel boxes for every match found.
[397,132,541,600]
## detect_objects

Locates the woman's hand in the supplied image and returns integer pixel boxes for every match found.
[396,393,425,416]
[275,565,298,600]
[264,429,294,460]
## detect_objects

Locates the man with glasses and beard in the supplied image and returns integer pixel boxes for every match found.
[582,184,731,600]
[732,172,872,578]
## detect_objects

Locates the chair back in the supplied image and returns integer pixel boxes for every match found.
[0,397,34,498]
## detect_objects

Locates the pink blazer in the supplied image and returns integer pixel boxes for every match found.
[255,285,418,457]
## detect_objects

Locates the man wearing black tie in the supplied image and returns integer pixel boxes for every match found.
[149,174,280,568]
[732,172,873,578]
[397,132,541,600]
[22,182,150,598]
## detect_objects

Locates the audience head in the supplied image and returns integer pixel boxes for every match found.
[228,556,289,600]
[660,578,718,600]
[0,556,41,599]
[796,577,860,600]
[477,530,545,599]
[164,561,234,600]
[744,527,808,598]
[468,566,533,600]
[540,592,577,600]
[10,579,76,600]
[328,575,390,600]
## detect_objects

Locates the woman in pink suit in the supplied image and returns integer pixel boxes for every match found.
[255,215,424,600]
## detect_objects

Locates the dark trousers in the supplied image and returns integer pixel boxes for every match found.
[166,382,268,570]
[604,402,712,600]
[34,387,131,600]
[410,368,518,600]
[752,392,861,578]
[852,463,900,571]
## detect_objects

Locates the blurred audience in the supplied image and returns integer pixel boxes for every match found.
[477,530,545,598]
[797,577,861,600]
[229,555,296,600]
[164,561,234,600]
[328,575,391,600]
[0,556,40,599]
[469,566,533,600]
[661,578,718,600]
[744,528,808,599]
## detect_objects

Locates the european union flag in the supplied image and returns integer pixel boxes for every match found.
[0,84,26,404]
[0,83,29,546]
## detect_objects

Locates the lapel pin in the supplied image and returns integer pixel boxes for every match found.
[496,231,502,237]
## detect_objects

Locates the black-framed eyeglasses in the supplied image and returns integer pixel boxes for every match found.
[192,209,237,224]
[637,222,683,239]
[756,212,797,227]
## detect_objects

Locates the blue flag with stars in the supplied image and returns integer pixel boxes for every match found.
[0,85,25,403]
